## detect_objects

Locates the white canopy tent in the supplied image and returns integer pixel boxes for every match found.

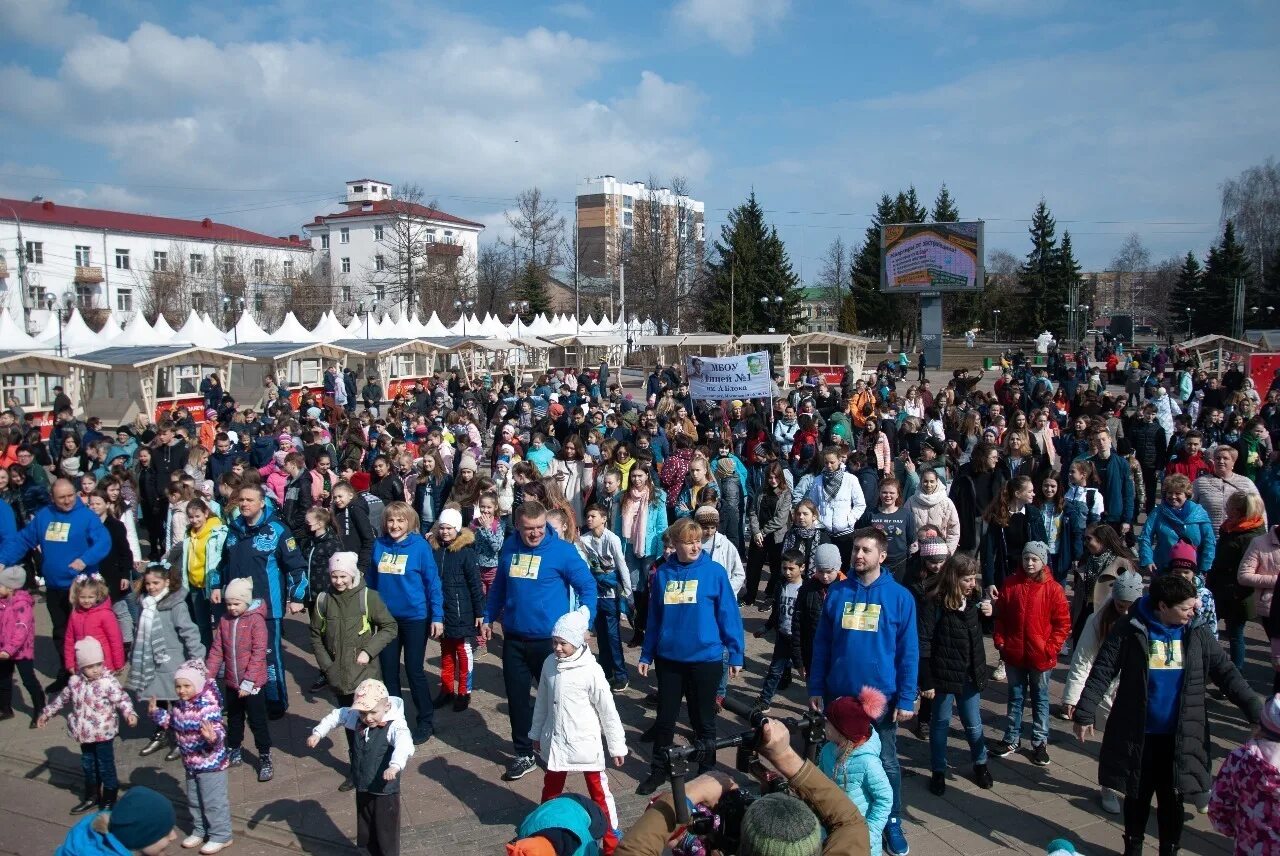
[272,312,316,342]
[0,309,43,351]
[228,312,272,344]
[422,312,450,337]
[95,312,123,344]
[171,310,227,349]
[120,313,168,346]
[310,311,349,342]
[344,313,366,338]
[151,314,177,341]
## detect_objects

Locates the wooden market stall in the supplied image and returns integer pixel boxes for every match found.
[76,345,242,424]
[1178,334,1257,379]
[222,341,363,409]
[546,335,626,377]
[331,338,445,400]
[732,334,791,378]
[787,332,872,384]
[628,335,687,371]
[0,351,109,437]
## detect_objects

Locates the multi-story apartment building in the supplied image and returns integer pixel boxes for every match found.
[304,179,485,312]
[575,176,705,285]
[0,196,312,328]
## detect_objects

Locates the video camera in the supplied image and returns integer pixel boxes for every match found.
[655,708,826,854]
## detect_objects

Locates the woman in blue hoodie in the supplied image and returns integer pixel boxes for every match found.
[634,517,745,797]
[367,501,444,745]
[1136,473,1215,575]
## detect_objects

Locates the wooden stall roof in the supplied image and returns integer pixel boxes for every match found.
[734,334,791,346]
[77,345,242,369]
[633,335,687,347]
[0,351,110,372]
[510,337,557,350]
[1179,334,1257,352]
[222,342,362,361]
[549,335,627,347]
[331,338,445,357]
[680,333,735,347]
[790,331,874,347]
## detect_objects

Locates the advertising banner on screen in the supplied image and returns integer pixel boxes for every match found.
[685,352,772,400]
[880,221,985,293]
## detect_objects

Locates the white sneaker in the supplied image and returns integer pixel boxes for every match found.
[181,836,204,850]
[1100,788,1121,814]
[199,842,233,855]
[993,661,1007,681]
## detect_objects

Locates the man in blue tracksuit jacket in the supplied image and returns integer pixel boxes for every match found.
[368,522,444,743]
[482,500,596,782]
[1091,427,1136,534]
[808,526,919,856]
[220,483,307,718]
[0,478,109,692]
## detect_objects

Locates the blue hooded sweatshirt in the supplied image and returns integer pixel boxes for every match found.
[1136,595,1187,735]
[55,813,133,856]
[0,499,109,590]
[641,549,745,667]
[368,531,444,622]
[809,570,919,711]
[484,524,596,638]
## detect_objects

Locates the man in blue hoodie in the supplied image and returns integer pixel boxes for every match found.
[482,500,596,782]
[808,526,918,856]
[1090,426,1135,537]
[221,484,307,718]
[0,478,109,694]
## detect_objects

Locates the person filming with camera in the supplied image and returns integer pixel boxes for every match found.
[617,716,870,856]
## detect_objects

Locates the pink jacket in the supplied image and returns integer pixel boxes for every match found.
[0,590,35,660]
[1209,740,1280,856]
[64,600,125,674]
[1238,527,1280,618]
[41,673,135,743]
[257,462,287,504]
[205,602,268,691]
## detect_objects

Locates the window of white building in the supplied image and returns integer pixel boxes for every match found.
[117,288,133,312]
[374,255,385,272]
[189,254,205,274]
[283,260,295,278]
[374,225,384,240]
[339,228,350,244]
[153,251,168,271]
[115,249,130,270]
[252,258,265,278]
[24,242,42,264]
[341,257,351,273]
[320,233,330,250]
[75,246,91,266]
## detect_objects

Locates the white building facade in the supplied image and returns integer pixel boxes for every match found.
[303,180,484,313]
[0,197,313,328]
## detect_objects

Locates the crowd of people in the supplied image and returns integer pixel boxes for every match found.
[5,346,1279,855]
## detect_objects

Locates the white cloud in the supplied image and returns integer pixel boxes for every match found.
[549,2,593,20]
[1,16,711,239]
[670,0,789,55]
[0,0,96,48]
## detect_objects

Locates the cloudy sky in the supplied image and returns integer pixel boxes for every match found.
[1,0,1277,275]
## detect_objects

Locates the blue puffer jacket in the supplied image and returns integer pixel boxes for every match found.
[1138,500,1215,572]
[221,505,307,617]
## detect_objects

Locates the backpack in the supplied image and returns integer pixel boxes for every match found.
[361,492,385,532]
[314,587,371,636]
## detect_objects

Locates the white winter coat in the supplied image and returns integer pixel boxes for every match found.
[702,532,746,596]
[806,472,867,534]
[1061,601,1119,708]
[530,647,627,772]
[904,489,961,554]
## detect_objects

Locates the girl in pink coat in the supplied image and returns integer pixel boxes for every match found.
[63,574,126,674]
[1210,693,1280,856]
[0,565,43,723]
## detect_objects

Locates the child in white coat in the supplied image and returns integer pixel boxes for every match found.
[530,607,627,855]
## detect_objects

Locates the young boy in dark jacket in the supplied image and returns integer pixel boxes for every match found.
[427,507,484,711]
[791,542,845,680]
[753,551,805,709]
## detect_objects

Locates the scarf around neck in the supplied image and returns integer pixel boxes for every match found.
[822,469,844,503]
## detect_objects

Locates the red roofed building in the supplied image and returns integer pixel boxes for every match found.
[0,196,312,323]
[303,179,485,314]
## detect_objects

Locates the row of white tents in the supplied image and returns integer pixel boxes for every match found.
[2,308,663,356]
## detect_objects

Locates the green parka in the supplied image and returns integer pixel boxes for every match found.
[309,578,398,694]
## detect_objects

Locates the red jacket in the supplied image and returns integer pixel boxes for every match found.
[1166,453,1212,482]
[204,602,268,691]
[993,569,1070,672]
[64,600,125,673]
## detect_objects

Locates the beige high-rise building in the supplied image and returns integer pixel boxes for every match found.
[575,176,705,285]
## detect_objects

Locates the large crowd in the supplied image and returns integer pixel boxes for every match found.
[5,344,1279,855]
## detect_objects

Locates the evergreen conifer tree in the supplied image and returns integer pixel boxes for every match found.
[1018,200,1068,333]
[1167,252,1204,338]
[1202,221,1252,335]
[702,193,801,334]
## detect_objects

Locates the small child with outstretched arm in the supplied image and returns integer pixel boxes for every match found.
[38,638,136,815]
[819,688,893,856]
[578,503,632,692]
[1209,692,1280,855]
[150,662,233,854]
[0,565,44,723]
[64,573,126,677]
[308,679,414,856]
[530,608,627,855]
[205,577,273,781]
[754,551,805,710]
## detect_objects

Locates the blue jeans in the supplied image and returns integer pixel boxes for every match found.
[595,598,627,684]
[378,618,433,734]
[929,682,988,772]
[757,633,793,704]
[1003,665,1050,746]
[876,713,903,817]
[1225,617,1246,672]
[81,740,117,790]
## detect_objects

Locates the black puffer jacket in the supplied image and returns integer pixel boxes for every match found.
[1127,418,1168,470]
[428,528,484,640]
[916,590,988,695]
[790,576,835,673]
[1074,602,1261,796]
[1206,521,1266,625]
[303,530,342,602]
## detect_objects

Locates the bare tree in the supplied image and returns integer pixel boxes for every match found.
[475,242,516,316]
[363,184,441,317]
[1110,232,1152,321]
[506,188,565,272]
[817,235,849,306]
[1222,158,1280,282]
[618,175,702,331]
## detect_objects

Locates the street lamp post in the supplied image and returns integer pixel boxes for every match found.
[992,309,1001,343]
[509,300,529,339]
[44,294,64,356]
[454,299,475,336]
[759,294,784,335]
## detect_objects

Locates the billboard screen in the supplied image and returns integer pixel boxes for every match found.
[880,220,984,293]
